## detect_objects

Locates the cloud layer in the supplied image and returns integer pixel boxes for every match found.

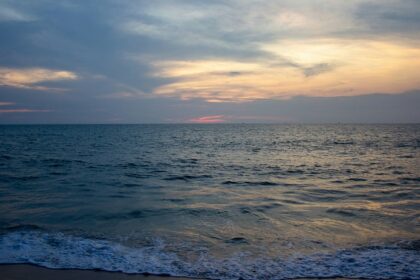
[0,0,419,122]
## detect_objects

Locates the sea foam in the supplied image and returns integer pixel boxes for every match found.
[1,230,419,280]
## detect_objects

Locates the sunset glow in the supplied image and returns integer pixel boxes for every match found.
[152,39,420,102]
[0,2,419,279]
[0,0,419,123]
[188,115,226,124]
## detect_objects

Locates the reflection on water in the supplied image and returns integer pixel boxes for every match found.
[0,124,419,279]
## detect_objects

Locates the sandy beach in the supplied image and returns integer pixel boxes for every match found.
[0,264,360,280]
[0,265,199,280]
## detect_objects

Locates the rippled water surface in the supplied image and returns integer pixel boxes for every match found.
[0,124,419,279]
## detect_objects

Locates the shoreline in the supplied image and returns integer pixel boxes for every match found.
[0,264,201,280]
[0,264,359,280]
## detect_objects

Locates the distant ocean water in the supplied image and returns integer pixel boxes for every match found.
[0,124,419,280]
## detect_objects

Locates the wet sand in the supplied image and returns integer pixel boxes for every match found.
[0,264,199,280]
[0,264,359,280]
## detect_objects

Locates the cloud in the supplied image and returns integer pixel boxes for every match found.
[230,115,294,123]
[101,91,147,99]
[0,67,78,91]
[0,0,419,123]
[188,115,226,123]
[184,114,293,123]
[120,1,343,54]
[0,5,33,22]
[152,60,262,77]
[354,0,420,35]
[0,101,14,106]
[150,38,420,102]
[0,109,50,113]
[119,0,420,53]
[0,100,50,114]
[303,63,335,77]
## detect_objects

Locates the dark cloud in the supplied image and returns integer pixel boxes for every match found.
[303,63,335,77]
[354,0,420,38]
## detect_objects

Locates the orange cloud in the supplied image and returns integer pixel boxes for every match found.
[188,115,226,123]
[0,67,78,91]
[151,39,420,102]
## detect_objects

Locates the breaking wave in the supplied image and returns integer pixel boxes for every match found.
[1,230,419,280]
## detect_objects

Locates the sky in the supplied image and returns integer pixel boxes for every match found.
[0,0,419,124]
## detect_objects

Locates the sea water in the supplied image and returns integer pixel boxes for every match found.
[0,124,419,279]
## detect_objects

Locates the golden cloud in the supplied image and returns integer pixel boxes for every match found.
[0,67,78,91]
[151,39,420,102]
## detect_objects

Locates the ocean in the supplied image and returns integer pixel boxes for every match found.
[0,124,419,279]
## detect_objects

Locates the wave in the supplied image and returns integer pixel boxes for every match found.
[0,230,419,279]
[222,181,279,186]
[164,175,213,181]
